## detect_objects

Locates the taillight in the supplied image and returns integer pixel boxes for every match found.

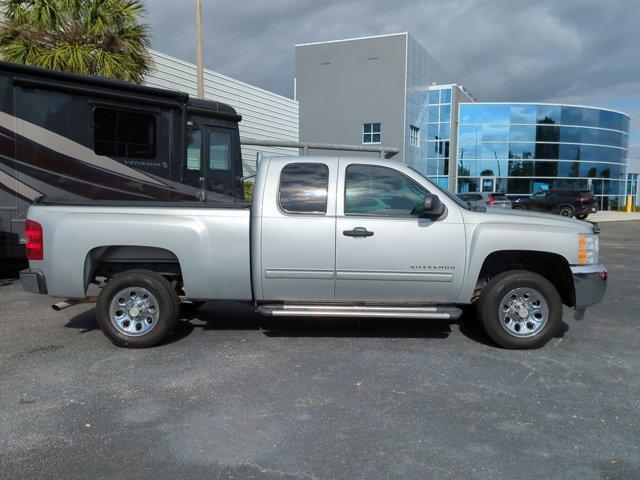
[486,196,495,205]
[576,197,591,202]
[25,219,43,260]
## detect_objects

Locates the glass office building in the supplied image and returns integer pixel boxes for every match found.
[406,83,474,191]
[455,103,630,209]
[404,36,449,189]
[296,33,632,209]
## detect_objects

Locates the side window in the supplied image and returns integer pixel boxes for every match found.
[345,165,427,216]
[187,129,202,171]
[208,129,232,170]
[279,163,329,214]
[93,107,156,159]
[363,123,381,144]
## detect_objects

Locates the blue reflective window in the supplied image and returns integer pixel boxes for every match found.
[509,125,536,142]
[536,125,560,142]
[481,142,509,159]
[436,177,449,189]
[428,123,438,141]
[537,105,561,124]
[535,143,560,159]
[428,107,438,123]
[558,144,626,163]
[556,161,580,177]
[559,127,582,144]
[581,108,599,128]
[622,116,630,132]
[439,104,451,122]
[508,143,535,159]
[580,128,601,145]
[507,160,533,176]
[459,125,481,145]
[460,104,510,124]
[439,122,450,140]
[560,107,584,127]
[535,161,558,177]
[426,158,438,175]
[599,110,624,131]
[477,160,510,177]
[510,104,537,123]
[428,90,440,104]
[458,160,477,176]
[440,88,451,104]
[426,141,438,159]
[481,124,509,142]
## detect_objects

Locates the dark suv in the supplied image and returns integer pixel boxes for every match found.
[511,189,598,219]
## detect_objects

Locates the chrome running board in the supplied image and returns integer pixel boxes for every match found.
[257,304,462,320]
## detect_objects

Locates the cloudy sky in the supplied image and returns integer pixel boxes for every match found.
[145,0,640,160]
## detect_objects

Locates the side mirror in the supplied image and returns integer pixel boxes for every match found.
[421,193,445,219]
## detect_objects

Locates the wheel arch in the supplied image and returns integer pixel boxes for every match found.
[84,245,182,291]
[475,250,575,307]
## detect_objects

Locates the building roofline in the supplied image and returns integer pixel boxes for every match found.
[466,101,630,119]
[295,32,408,48]
[149,49,297,103]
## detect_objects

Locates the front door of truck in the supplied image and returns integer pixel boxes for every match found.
[334,162,465,303]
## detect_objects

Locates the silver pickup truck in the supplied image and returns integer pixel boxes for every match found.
[20,156,607,349]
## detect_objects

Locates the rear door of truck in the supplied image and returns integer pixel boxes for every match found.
[257,158,337,301]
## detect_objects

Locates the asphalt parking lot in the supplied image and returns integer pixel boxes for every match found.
[1,221,639,480]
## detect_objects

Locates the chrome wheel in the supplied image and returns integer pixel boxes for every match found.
[498,287,549,338]
[109,287,159,337]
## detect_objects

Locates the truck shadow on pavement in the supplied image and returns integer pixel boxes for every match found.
[65,301,568,347]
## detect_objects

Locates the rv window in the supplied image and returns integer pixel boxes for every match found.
[187,129,202,171]
[208,129,232,170]
[93,107,157,159]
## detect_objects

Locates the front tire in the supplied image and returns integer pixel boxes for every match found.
[96,270,179,348]
[512,205,526,211]
[556,205,574,218]
[476,270,562,349]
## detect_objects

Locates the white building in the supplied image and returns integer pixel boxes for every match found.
[146,50,299,175]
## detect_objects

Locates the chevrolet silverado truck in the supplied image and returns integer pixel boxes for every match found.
[20,156,607,349]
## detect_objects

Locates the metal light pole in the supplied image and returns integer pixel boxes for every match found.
[195,0,204,99]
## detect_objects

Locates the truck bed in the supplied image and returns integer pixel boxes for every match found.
[26,205,252,300]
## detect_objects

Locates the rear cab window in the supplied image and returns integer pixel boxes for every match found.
[279,163,329,214]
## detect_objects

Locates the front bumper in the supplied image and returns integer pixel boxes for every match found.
[20,269,48,294]
[571,264,607,309]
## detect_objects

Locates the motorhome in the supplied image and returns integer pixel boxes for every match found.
[0,61,245,267]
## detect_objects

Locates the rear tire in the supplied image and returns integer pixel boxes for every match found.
[556,205,574,218]
[476,270,562,349]
[96,270,179,348]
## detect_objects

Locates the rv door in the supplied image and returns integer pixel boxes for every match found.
[185,125,241,202]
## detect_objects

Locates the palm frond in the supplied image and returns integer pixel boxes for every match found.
[0,0,151,83]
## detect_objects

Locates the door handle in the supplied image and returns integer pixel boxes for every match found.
[343,227,374,238]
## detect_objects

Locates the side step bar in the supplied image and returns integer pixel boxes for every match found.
[257,304,463,320]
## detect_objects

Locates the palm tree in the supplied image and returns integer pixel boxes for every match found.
[0,0,152,84]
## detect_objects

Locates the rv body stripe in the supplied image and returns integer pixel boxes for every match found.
[0,111,166,187]
[0,169,43,201]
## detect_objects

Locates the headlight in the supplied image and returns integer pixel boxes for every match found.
[578,233,599,265]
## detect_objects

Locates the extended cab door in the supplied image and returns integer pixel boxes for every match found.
[334,160,465,303]
[257,159,337,301]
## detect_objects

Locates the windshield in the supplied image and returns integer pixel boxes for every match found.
[407,166,470,210]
